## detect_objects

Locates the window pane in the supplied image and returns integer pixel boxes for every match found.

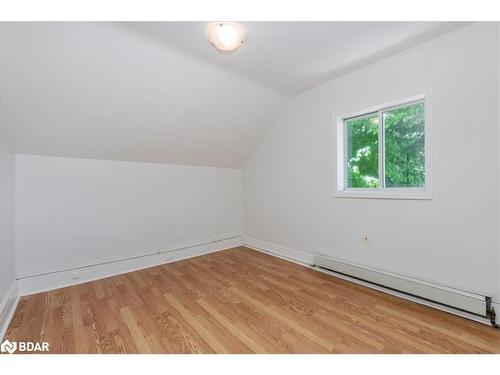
[383,102,425,188]
[346,114,379,188]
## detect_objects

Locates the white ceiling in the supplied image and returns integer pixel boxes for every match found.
[122,22,467,95]
[0,22,466,168]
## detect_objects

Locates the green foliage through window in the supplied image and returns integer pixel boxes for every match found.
[346,114,379,188]
[384,103,425,187]
[344,101,425,189]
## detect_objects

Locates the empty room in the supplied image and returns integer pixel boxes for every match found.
[1,2,500,370]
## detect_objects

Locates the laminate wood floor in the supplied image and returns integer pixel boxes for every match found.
[5,247,500,353]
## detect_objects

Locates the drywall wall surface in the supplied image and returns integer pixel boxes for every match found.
[243,22,500,300]
[0,111,15,310]
[15,154,242,278]
[0,22,17,335]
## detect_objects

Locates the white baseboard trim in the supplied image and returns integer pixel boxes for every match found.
[17,236,242,296]
[0,281,20,341]
[241,236,315,265]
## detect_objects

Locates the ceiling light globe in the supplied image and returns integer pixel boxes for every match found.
[207,22,244,53]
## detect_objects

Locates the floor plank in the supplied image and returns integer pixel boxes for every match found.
[5,247,500,354]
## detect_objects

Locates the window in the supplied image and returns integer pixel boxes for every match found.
[336,95,431,199]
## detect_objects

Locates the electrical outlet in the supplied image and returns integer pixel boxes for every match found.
[362,234,369,246]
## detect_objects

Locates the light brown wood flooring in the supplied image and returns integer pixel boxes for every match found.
[5,247,500,353]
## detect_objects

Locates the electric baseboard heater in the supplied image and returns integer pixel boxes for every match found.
[314,254,499,328]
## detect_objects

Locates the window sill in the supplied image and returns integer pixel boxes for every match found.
[334,189,432,200]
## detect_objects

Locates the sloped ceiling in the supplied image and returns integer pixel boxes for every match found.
[0,22,465,168]
[123,22,467,95]
[0,22,285,168]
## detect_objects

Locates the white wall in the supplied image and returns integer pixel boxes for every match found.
[243,23,500,302]
[15,154,242,279]
[498,23,500,312]
[0,98,16,337]
[0,128,15,296]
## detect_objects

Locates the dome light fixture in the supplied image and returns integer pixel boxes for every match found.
[207,22,245,54]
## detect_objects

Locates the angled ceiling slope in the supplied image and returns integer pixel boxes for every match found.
[0,22,465,168]
[123,21,468,95]
[0,22,285,168]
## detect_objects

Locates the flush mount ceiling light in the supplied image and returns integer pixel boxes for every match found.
[207,22,245,53]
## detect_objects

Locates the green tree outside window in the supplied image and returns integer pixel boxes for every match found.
[345,101,425,189]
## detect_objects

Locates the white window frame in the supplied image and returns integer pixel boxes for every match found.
[335,93,432,200]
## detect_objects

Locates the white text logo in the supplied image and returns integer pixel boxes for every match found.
[1,340,49,354]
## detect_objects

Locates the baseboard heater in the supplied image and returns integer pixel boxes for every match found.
[314,254,499,328]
